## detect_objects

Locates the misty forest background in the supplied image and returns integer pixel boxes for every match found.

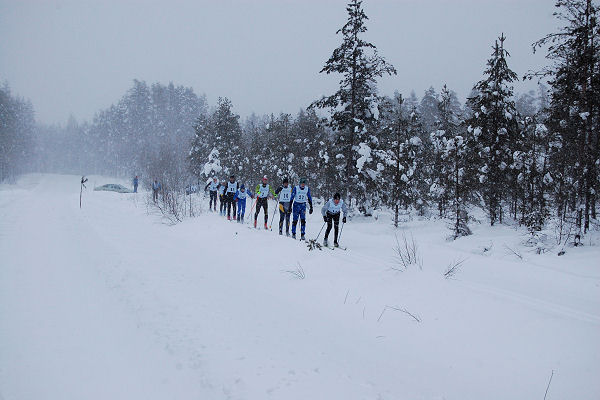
[1,0,599,241]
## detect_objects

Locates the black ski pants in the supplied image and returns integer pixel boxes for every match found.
[324,212,340,242]
[209,190,217,210]
[219,194,226,214]
[225,193,236,217]
[278,202,291,233]
[255,197,268,223]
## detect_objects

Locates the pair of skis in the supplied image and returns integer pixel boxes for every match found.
[323,243,347,251]
[306,239,347,251]
[310,220,347,250]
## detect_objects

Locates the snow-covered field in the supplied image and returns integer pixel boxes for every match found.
[1,173,599,400]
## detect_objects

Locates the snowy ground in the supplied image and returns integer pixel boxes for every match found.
[1,173,599,400]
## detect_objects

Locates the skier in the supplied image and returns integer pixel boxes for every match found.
[234,184,253,222]
[133,175,139,193]
[218,180,226,216]
[204,177,219,212]
[289,178,313,240]
[224,175,238,220]
[274,177,293,236]
[321,192,348,247]
[254,176,276,229]
[152,179,161,202]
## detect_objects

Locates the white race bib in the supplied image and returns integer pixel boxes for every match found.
[279,187,292,201]
[295,186,308,203]
[227,182,237,193]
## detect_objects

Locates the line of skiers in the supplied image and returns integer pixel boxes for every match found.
[205,175,347,247]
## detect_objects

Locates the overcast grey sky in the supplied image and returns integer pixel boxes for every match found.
[0,0,558,125]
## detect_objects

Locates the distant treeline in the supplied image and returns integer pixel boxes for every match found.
[0,83,35,182]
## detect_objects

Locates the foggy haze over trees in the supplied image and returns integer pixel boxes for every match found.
[1,0,598,238]
[0,84,35,182]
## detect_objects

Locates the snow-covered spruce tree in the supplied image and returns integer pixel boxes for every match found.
[377,93,427,225]
[190,97,243,182]
[214,98,244,178]
[152,82,207,176]
[262,113,294,185]
[309,0,396,212]
[377,94,408,226]
[290,109,333,197]
[510,88,553,224]
[189,113,216,179]
[244,114,277,186]
[512,115,552,233]
[430,85,467,219]
[246,114,271,184]
[241,113,267,182]
[405,103,429,216]
[466,34,519,225]
[445,133,474,239]
[119,79,152,176]
[149,83,207,191]
[418,86,440,137]
[528,0,599,233]
[203,148,223,181]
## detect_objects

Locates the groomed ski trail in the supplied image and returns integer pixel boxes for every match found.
[0,174,215,400]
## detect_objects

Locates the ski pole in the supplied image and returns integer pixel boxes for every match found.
[337,221,345,244]
[247,197,257,222]
[314,221,326,241]
[269,200,278,230]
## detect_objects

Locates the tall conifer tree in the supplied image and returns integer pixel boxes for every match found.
[310,0,396,210]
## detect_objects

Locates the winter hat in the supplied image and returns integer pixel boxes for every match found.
[230,174,235,179]
[333,192,341,200]
[240,184,245,189]
[283,177,289,184]
[299,177,307,184]
[262,175,268,181]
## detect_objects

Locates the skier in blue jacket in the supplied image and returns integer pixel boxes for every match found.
[289,178,313,240]
[321,192,348,247]
[234,184,253,222]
